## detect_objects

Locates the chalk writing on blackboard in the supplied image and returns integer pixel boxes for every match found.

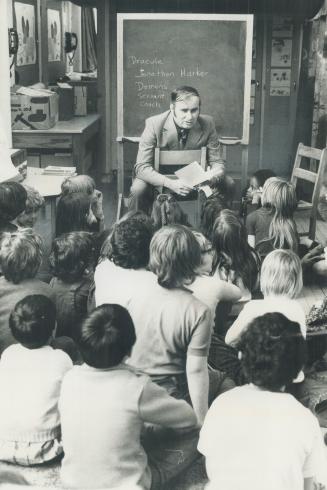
[130,56,209,110]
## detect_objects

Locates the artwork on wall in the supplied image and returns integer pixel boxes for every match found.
[48,9,61,62]
[271,38,292,67]
[14,2,37,66]
[272,16,293,38]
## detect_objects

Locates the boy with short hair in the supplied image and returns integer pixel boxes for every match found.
[0,294,72,465]
[59,304,198,490]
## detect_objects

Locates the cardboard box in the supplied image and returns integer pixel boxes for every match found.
[11,87,59,130]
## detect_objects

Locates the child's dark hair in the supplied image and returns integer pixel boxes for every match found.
[252,169,276,188]
[9,295,56,349]
[212,209,259,291]
[119,210,154,231]
[51,232,95,283]
[77,304,136,368]
[0,182,27,222]
[239,312,306,391]
[55,192,92,237]
[103,218,153,269]
[201,196,227,240]
[151,194,189,230]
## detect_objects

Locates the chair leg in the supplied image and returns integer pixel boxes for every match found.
[308,215,316,241]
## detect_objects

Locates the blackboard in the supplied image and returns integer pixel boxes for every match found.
[117,14,253,144]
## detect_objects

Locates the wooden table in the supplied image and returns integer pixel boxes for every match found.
[12,114,101,174]
[24,167,68,237]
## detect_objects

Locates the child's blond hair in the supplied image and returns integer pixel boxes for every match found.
[260,249,302,299]
[261,177,298,252]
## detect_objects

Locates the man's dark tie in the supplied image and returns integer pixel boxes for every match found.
[179,128,188,149]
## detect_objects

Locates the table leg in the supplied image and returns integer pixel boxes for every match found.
[50,197,56,238]
[72,134,85,174]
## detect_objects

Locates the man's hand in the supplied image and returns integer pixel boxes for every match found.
[165,178,193,196]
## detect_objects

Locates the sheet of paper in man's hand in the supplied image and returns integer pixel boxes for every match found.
[174,161,221,188]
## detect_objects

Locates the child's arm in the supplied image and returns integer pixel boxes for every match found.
[225,302,253,346]
[186,354,209,425]
[247,234,255,248]
[215,277,242,303]
[139,378,197,429]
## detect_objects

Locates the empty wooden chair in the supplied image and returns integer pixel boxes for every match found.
[291,143,327,240]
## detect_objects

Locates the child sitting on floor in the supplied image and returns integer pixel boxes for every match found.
[59,304,198,490]
[246,176,298,253]
[55,192,97,237]
[0,182,27,233]
[0,294,72,466]
[61,175,104,231]
[199,312,327,490]
[188,231,242,323]
[0,229,55,354]
[151,193,189,230]
[211,209,260,300]
[240,168,276,216]
[16,185,44,228]
[225,249,306,347]
[49,232,95,340]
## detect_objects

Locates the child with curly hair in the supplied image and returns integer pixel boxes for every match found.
[199,312,327,490]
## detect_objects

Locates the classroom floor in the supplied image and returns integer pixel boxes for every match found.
[2,184,327,489]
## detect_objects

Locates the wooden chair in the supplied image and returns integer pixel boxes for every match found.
[291,143,327,240]
[154,147,207,227]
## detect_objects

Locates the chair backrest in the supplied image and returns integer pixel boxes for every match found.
[291,143,327,207]
[154,147,207,172]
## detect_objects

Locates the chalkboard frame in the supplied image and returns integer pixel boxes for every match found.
[117,13,253,145]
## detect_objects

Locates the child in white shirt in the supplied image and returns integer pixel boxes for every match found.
[199,312,327,490]
[59,304,198,490]
[0,294,72,465]
[226,249,306,346]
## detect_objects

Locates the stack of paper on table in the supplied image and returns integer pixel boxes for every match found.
[42,166,76,176]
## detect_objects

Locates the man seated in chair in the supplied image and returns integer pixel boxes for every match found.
[130,85,234,211]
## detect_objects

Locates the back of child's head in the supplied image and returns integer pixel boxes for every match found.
[151,194,189,230]
[260,249,302,299]
[16,185,44,228]
[103,218,153,269]
[201,196,227,240]
[239,312,306,391]
[0,182,27,223]
[149,224,201,289]
[51,231,95,283]
[119,210,154,231]
[61,175,96,196]
[9,294,56,349]
[251,169,276,189]
[212,209,259,291]
[56,192,94,237]
[0,229,43,284]
[261,177,297,217]
[261,177,298,251]
[77,304,136,368]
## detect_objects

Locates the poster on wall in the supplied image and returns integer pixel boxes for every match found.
[14,2,37,66]
[47,9,61,62]
[272,16,293,38]
[271,38,292,67]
